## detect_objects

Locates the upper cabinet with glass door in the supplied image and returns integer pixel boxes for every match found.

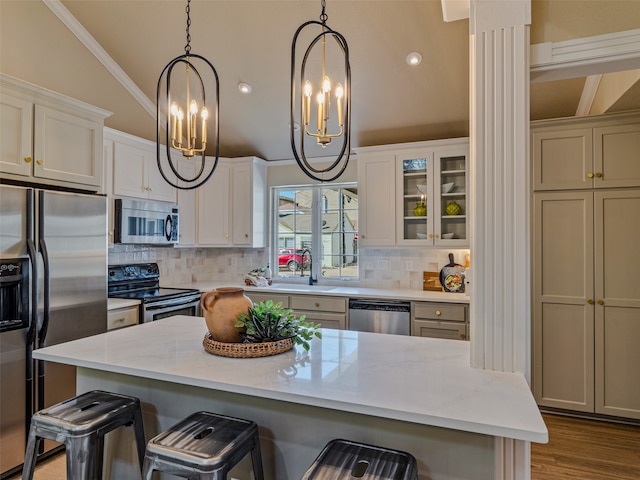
[435,151,468,245]
[395,142,469,247]
[397,152,433,244]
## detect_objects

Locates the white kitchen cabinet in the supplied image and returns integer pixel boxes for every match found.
[106,128,176,203]
[107,305,139,330]
[532,112,640,191]
[1,74,110,190]
[177,156,267,248]
[356,138,469,248]
[533,190,640,420]
[355,152,396,246]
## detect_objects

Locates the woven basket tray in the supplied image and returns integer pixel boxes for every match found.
[203,333,294,358]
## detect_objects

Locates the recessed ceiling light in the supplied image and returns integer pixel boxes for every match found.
[238,82,252,94]
[406,52,422,66]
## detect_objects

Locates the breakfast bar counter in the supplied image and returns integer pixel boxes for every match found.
[33,315,546,479]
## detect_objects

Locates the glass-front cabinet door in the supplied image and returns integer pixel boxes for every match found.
[435,152,468,245]
[397,152,434,244]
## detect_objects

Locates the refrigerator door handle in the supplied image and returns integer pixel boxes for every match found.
[37,237,50,348]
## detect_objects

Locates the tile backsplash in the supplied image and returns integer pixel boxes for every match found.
[109,245,470,290]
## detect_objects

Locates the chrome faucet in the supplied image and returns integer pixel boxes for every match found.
[300,249,317,285]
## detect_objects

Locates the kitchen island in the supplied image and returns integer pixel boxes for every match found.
[33,316,546,480]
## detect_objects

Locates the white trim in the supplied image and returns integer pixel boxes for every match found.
[441,0,470,22]
[41,0,157,119]
[531,29,640,82]
[576,75,602,117]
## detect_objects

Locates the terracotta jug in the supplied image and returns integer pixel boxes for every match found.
[201,287,253,343]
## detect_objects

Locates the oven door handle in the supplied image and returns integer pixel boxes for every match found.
[144,296,201,310]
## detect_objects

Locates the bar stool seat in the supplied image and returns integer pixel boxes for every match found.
[23,390,146,480]
[301,439,418,480]
[142,411,264,480]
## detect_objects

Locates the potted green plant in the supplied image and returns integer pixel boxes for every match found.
[235,300,322,351]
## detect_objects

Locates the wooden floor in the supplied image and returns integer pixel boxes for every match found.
[531,413,640,480]
[8,413,640,479]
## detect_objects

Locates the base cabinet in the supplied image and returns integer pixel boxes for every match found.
[411,302,468,340]
[107,306,139,331]
[1,74,110,190]
[290,295,347,330]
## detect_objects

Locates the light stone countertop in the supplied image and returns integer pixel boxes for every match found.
[166,281,471,303]
[33,315,547,443]
[107,298,140,310]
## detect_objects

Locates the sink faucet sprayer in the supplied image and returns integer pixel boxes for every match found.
[300,249,317,285]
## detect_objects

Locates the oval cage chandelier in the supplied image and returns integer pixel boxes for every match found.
[290,0,351,182]
[156,0,220,190]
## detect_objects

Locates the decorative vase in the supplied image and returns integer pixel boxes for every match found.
[200,287,253,343]
[413,202,426,216]
[445,201,462,215]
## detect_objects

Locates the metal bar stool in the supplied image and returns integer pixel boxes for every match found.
[23,390,146,480]
[301,439,418,480]
[142,411,265,480]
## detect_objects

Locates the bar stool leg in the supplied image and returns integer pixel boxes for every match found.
[131,405,147,471]
[250,440,265,480]
[22,429,40,480]
[65,436,96,480]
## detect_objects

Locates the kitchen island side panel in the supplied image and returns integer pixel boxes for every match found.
[78,368,495,480]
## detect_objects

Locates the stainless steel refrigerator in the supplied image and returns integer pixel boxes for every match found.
[0,184,107,478]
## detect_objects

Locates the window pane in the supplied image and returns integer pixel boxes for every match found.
[276,188,312,276]
[320,186,358,280]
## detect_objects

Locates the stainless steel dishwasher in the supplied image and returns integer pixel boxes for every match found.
[348,299,411,335]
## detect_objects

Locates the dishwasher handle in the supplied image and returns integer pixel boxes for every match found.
[348,299,410,313]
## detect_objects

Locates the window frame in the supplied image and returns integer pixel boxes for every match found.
[271,182,359,284]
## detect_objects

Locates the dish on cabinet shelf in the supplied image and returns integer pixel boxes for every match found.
[416,184,427,194]
[442,233,455,239]
[441,182,455,193]
[416,232,428,239]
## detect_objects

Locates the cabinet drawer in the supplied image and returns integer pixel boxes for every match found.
[413,302,466,322]
[301,312,347,330]
[412,319,467,340]
[107,306,139,330]
[246,293,289,307]
[290,295,347,313]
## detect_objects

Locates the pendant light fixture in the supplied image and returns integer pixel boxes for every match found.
[290,0,351,182]
[156,0,220,190]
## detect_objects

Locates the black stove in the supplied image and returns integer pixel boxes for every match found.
[108,263,200,305]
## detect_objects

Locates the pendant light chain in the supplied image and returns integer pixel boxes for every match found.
[320,0,328,24]
[184,0,192,55]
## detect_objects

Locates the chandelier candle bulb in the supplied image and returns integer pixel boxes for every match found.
[336,84,344,125]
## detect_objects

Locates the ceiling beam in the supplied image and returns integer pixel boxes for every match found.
[576,75,602,116]
[41,0,157,120]
[531,28,640,83]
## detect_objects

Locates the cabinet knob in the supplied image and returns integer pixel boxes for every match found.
[597,299,604,305]
[434,234,440,239]
[36,159,44,165]
[361,234,365,239]
[245,233,248,238]
[315,302,320,308]
[224,234,229,239]
[116,317,125,323]
[595,172,602,178]
[587,299,594,305]
[460,333,466,339]
[428,233,433,238]
[587,172,594,178]
[24,157,32,163]
[435,310,441,316]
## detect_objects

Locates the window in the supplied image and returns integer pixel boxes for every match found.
[273,183,358,281]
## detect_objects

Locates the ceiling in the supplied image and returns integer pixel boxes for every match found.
[1,1,639,162]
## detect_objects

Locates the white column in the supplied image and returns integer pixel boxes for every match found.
[468,2,531,478]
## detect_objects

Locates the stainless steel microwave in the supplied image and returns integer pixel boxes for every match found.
[114,198,179,245]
